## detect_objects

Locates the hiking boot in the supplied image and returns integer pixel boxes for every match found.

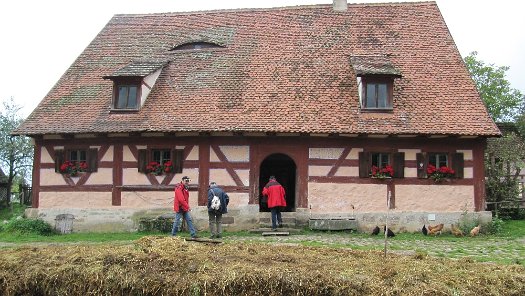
[278,223,283,228]
[215,234,222,239]
[209,235,215,239]
[272,228,277,232]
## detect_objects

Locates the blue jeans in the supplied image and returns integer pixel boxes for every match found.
[171,211,197,237]
[270,207,282,229]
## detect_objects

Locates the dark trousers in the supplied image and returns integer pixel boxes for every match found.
[208,211,223,237]
[270,207,282,229]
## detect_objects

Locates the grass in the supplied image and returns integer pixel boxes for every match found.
[0,203,26,221]
[1,216,524,265]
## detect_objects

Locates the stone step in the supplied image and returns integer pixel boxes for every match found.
[259,217,296,224]
[249,227,301,234]
[262,231,289,236]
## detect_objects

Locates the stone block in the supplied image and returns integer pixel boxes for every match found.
[309,218,357,230]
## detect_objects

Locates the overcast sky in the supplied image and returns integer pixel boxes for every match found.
[1,0,523,117]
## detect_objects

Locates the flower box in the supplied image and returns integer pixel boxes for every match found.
[370,165,394,179]
[427,164,455,183]
[146,161,174,176]
[59,161,88,176]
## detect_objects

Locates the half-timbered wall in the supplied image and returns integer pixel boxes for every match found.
[27,135,491,232]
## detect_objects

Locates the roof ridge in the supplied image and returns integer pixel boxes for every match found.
[112,1,437,18]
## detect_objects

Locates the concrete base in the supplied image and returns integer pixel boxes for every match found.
[25,207,493,233]
[309,218,357,231]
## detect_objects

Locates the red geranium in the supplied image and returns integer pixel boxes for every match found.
[146,161,162,175]
[427,164,455,182]
[370,165,394,179]
[145,161,175,175]
[59,160,88,176]
[163,161,174,173]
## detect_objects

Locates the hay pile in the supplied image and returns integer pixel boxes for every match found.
[0,236,524,295]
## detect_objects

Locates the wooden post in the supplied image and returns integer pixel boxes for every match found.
[384,185,391,257]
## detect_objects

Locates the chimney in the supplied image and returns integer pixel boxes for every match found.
[333,0,348,11]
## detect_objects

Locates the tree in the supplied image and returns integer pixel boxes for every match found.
[0,98,34,209]
[485,131,525,218]
[464,51,523,122]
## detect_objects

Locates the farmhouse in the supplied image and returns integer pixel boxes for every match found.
[14,0,499,232]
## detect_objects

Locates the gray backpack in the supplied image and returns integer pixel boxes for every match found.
[210,189,221,211]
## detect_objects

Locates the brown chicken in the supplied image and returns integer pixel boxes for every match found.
[428,223,444,236]
[470,225,481,237]
[450,224,464,237]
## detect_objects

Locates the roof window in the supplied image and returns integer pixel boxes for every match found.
[171,42,223,51]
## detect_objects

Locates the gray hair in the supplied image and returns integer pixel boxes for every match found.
[210,182,217,187]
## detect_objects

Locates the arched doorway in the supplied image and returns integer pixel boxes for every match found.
[259,153,296,212]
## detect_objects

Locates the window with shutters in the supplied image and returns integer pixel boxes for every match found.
[138,148,184,175]
[54,148,98,175]
[359,151,405,178]
[417,152,464,180]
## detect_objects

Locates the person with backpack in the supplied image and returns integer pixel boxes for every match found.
[172,176,198,238]
[207,181,229,239]
[262,175,287,231]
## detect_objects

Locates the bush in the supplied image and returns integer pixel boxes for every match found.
[484,215,505,234]
[138,217,173,233]
[458,211,481,235]
[496,207,525,220]
[3,217,55,235]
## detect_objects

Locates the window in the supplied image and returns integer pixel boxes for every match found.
[371,153,390,168]
[152,149,172,165]
[361,77,393,110]
[171,42,223,51]
[429,153,448,168]
[416,152,464,179]
[359,151,405,178]
[110,77,142,110]
[69,150,87,163]
[138,149,184,174]
[54,148,98,173]
[116,85,138,109]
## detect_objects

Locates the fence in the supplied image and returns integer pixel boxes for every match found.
[0,182,8,208]
[19,184,32,206]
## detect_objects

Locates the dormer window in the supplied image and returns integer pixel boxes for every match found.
[171,42,223,51]
[351,55,401,112]
[103,61,166,112]
[362,77,393,109]
[113,78,141,110]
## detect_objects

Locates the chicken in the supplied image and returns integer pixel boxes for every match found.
[450,224,464,237]
[470,225,481,237]
[422,225,428,236]
[428,223,444,236]
[384,226,396,237]
[371,226,380,235]
[428,223,443,232]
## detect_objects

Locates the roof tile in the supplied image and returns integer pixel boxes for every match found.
[15,2,500,137]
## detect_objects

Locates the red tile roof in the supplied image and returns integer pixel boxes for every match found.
[15,1,500,137]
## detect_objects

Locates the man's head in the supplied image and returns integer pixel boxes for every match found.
[182,176,191,184]
[269,175,276,181]
[210,181,217,187]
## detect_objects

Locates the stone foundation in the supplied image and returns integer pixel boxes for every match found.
[25,207,493,233]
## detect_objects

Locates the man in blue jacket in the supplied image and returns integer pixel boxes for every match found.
[207,181,229,239]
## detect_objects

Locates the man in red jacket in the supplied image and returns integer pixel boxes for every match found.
[171,176,198,238]
[262,175,287,231]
